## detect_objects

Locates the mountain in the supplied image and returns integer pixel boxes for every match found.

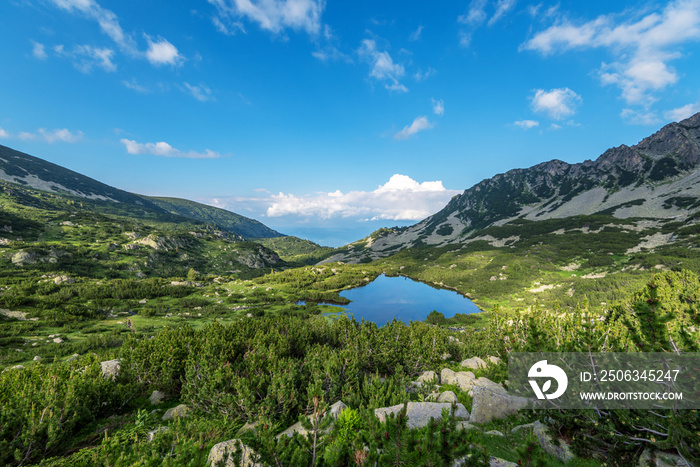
[326,112,700,263]
[0,144,281,239]
[146,196,283,239]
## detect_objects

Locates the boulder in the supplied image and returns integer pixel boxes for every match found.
[277,401,347,439]
[149,390,166,405]
[53,337,64,344]
[484,430,505,437]
[208,439,263,467]
[511,423,534,435]
[532,421,574,463]
[441,368,477,391]
[33,356,41,361]
[638,448,692,466]
[437,391,458,403]
[453,456,517,467]
[374,402,469,429]
[162,404,190,421]
[11,251,35,266]
[417,370,438,383]
[467,377,506,397]
[460,357,487,369]
[470,386,529,424]
[488,356,502,365]
[100,359,121,380]
[456,421,480,431]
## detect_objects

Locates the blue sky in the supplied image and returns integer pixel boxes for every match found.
[1,0,700,245]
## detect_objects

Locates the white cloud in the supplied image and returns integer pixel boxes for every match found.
[409,25,423,41]
[207,0,325,36]
[49,0,137,53]
[521,0,700,105]
[620,108,661,126]
[358,39,407,93]
[531,88,581,119]
[458,0,517,47]
[514,119,539,129]
[145,36,182,66]
[432,98,445,115]
[120,139,222,159]
[122,78,149,93]
[459,0,488,26]
[394,116,433,140]
[31,41,47,60]
[488,0,517,26]
[258,174,461,221]
[0,128,10,138]
[413,67,435,81]
[664,101,700,121]
[18,128,84,143]
[54,44,116,72]
[183,82,215,102]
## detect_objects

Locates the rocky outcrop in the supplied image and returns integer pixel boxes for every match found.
[470,387,529,424]
[277,401,347,439]
[100,359,121,380]
[532,421,574,463]
[162,404,190,421]
[374,402,469,429]
[149,390,166,405]
[208,439,263,467]
[460,357,487,369]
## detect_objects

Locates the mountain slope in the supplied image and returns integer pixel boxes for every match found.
[147,196,283,239]
[0,144,281,239]
[326,112,700,263]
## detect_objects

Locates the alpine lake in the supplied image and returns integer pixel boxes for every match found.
[309,274,482,326]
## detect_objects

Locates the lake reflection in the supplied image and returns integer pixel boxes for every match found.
[325,274,481,326]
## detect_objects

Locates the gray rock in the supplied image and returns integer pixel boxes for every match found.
[147,426,168,442]
[53,337,64,344]
[277,401,347,439]
[237,421,259,435]
[511,423,535,434]
[149,390,166,405]
[33,356,41,361]
[638,448,691,467]
[100,359,121,380]
[456,421,480,431]
[484,430,505,437]
[470,386,530,424]
[452,456,517,467]
[488,356,502,365]
[441,368,477,391]
[467,377,506,397]
[208,439,263,467]
[437,391,458,403]
[532,421,574,463]
[374,402,469,429]
[162,404,190,421]
[417,370,438,383]
[460,357,487,369]
[12,251,35,266]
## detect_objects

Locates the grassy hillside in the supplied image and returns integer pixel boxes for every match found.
[147,196,283,239]
[253,235,336,265]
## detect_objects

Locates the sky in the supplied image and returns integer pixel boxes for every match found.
[1,0,700,246]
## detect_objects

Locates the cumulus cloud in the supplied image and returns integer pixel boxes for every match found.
[432,99,445,115]
[0,128,10,138]
[514,119,539,129]
[394,116,433,140]
[531,88,581,120]
[260,174,461,221]
[663,101,700,122]
[145,36,182,66]
[521,0,700,105]
[207,0,325,36]
[31,41,48,60]
[358,39,407,93]
[49,0,181,69]
[120,139,222,159]
[19,128,84,143]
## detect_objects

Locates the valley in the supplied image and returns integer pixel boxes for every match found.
[2,114,700,466]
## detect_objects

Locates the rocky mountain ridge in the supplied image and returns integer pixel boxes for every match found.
[325,112,700,263]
